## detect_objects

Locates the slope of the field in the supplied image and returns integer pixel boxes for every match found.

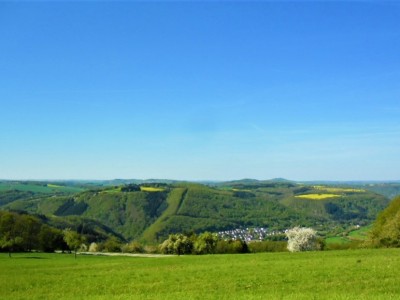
[0,182,390,243]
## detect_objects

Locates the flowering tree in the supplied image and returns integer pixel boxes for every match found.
[286,227,318,252]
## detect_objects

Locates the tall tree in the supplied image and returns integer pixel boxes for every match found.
[63,229,85,259]
[0,212,24,257]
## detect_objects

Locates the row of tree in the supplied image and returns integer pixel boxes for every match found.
[0,210,96,258]
[158,228,323,255]
[158,232,281,255]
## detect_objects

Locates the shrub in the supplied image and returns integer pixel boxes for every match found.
[121,241,144,253]
[248,241,288,253]
[215,239,249,254]
[102,237,122,252]
[88,242,98,252]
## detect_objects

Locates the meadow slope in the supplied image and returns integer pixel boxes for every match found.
[1,249,400,299]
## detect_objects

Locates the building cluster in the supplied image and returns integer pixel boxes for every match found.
[217,227,285,242]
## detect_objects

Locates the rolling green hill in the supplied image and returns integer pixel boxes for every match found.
[0,181,390,244]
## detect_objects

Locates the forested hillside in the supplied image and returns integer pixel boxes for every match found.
[0,180,390,244]
[369,195,400,247]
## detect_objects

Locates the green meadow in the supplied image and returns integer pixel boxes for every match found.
[1,249,400,299]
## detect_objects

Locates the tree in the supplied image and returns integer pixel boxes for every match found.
[38,225,66,252]
[63,229,85,259]
[286,227,318,252]
[159,234,193,255]
[194,232,218,254]
[0,212,24,258]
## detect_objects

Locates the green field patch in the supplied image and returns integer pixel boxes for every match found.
[47,184,63,188]
[0,182,84,194]
[232,188,252,192]
[348,225,371,240]
[100,187,122,194]
[295,193,342,200]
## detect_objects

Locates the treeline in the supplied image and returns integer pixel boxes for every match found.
[73,233,287,255]
[0,211,68,255]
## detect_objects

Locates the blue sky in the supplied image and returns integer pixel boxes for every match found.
[1,1,399,181]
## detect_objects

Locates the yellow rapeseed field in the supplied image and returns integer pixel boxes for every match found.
[295,193,342,200]
[313,186,365,193]
[140,186,165,192]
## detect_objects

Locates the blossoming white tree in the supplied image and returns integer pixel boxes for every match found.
[286,227,318,252]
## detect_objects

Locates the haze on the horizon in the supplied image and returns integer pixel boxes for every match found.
[1,1,399,181]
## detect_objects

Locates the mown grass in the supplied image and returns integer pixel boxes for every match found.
[1,249,400,299]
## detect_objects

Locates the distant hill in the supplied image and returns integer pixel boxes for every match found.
[0,180,390,244]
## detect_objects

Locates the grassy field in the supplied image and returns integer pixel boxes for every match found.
[1,249,400,299]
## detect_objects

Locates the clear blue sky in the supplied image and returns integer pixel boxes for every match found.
[1,1,399,181]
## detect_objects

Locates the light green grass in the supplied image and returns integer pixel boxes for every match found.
[326,226,372,245]
[100,187,122,194]
[1,249,400,299]
[348,225,371,239]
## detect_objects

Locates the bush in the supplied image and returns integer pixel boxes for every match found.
[102,237,122,252]
[248,241,288,253]
[121,241,144,253]
[325,240,363,251]
[88,242,98,252]
[215,240,249,254]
